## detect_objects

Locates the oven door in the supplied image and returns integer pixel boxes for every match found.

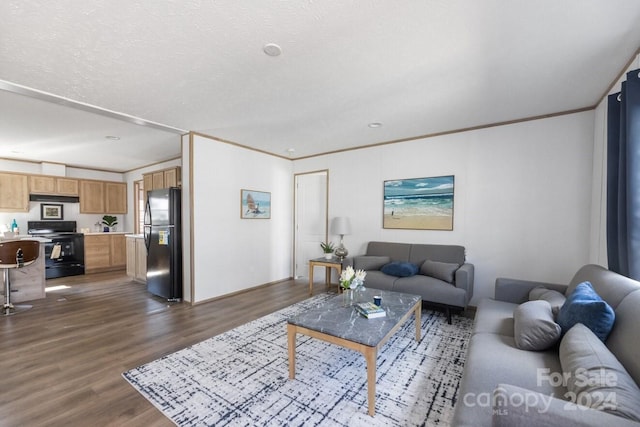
[44,236,85,279]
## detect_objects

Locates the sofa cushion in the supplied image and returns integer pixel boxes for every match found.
[353,255,391,271]
[380,261,419,277]
[513,300,561,351]
[420,259,459,283]
[557,281,615,341]
[472,298,517,336]
[529,286,566,318]
[393,275,467,308]
[559,323,640,422]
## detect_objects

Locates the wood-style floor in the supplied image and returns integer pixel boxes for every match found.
[0,271,316,427]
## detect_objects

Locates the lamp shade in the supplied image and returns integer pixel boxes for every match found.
[331,217,351,235]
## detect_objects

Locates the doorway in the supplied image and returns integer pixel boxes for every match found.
[294,170,328,280]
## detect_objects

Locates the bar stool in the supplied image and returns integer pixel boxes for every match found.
[0,240,40,316]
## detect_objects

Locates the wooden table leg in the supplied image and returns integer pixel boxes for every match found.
[287,324,296,379]
[363,347,377,416]
[325,266,331,290]
[308,263,314,296]
[415,301,422,341]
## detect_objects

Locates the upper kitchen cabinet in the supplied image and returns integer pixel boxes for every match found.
[80,180,104,213]
[0,172,29,212]
[105,182,127,213]
[143,166,181,192]
[30,175,79,196]
[79,180,127,214]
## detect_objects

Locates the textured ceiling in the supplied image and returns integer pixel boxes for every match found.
[1,1,640,172]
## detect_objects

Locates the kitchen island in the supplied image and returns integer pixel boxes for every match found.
[0,237,49,303]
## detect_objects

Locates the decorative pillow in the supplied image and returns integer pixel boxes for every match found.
[353,256,391,271]
[420,260,459,283]
[559,323,640,422]
[529,286,566,318]
[513,300,561,351]
[380,262,419,277]
[557,281,615,341]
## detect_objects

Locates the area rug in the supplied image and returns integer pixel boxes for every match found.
[123,294,473,426]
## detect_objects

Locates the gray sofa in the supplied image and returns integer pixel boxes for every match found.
[452,264,640,427]
[347,241,474,322]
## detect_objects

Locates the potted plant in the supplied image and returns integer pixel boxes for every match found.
[102,215,118,232]
[320,241,335,259]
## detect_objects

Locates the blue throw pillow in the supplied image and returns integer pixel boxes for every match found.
[557,281,615,341]
[380,262,419,277]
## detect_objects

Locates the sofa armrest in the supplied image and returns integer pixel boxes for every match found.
[494,278,568,304]
[492,384,640,427]
[455,263,474,299]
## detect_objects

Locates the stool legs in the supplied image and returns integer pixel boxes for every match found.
[3,268,32,316]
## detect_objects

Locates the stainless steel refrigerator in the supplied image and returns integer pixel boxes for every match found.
[144,187,182,300]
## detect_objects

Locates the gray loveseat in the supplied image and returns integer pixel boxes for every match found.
[452,264,640,427]
[347,241,474,323]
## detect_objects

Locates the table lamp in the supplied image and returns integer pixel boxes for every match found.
[331,217,351,260]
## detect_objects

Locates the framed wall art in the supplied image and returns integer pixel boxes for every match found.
[383,175,454,230]
[40,203,64,220]
[241,189,271,219]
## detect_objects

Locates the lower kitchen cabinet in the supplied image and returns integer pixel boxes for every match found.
[85,233,127,274]
[126,235,147,282]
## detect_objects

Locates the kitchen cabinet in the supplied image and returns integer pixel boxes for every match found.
[142,167,181,193]
[29,176,79,196]
[105,182,127,214]
[79,180,105,213]
[79,180,127,214]
[0,172,29,212]
[85,233,127,273]
[126,235,147,282]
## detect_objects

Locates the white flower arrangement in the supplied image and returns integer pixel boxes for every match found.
[340,265,367,290]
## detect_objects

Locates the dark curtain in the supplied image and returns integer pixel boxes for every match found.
[607,68,640,279]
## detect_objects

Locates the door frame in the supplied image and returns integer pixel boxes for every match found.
[293,169,329,279]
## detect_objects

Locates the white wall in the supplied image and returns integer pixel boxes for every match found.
[189,135,293,302]
[294,111,595,303]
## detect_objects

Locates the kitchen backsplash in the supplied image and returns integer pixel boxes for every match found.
[0,202,126,233]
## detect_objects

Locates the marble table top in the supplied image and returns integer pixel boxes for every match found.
[287,288,421,346]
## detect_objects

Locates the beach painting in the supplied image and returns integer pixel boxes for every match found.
[383,175,454,230]
[241,189,271,219]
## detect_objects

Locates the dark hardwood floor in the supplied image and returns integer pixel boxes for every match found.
[0,272,316,427]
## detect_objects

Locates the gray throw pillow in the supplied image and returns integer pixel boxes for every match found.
[559,323,640,422]
[420,260,459,283]
[513,300,562,351]
[529,286,566,318]
[353,256,391,271]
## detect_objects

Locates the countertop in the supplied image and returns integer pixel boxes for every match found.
[83,232,132,236]
[125,234,144,238]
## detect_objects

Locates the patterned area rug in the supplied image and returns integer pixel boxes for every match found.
[123,294,473,426]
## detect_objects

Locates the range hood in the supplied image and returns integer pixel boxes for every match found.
[29,194,80,203]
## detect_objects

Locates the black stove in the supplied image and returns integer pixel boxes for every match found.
[28,221,85,279]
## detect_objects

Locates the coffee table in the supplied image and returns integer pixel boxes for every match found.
[287,289,422,416]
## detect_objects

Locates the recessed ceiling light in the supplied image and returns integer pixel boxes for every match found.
[263,43,282,57]
[105,135,121,140]
[368,122,383,128]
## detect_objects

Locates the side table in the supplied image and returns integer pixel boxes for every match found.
[308,257,343,295]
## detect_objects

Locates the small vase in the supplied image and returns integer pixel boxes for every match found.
[342,289,354,307]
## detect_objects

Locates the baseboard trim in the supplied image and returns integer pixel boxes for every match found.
[189,277,294,306]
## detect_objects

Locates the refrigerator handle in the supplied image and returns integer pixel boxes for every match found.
[144,226,151,251]
[144,199,152,226]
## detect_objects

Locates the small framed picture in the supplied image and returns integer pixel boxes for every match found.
[41,203,64,220]
[241,189,271,219]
